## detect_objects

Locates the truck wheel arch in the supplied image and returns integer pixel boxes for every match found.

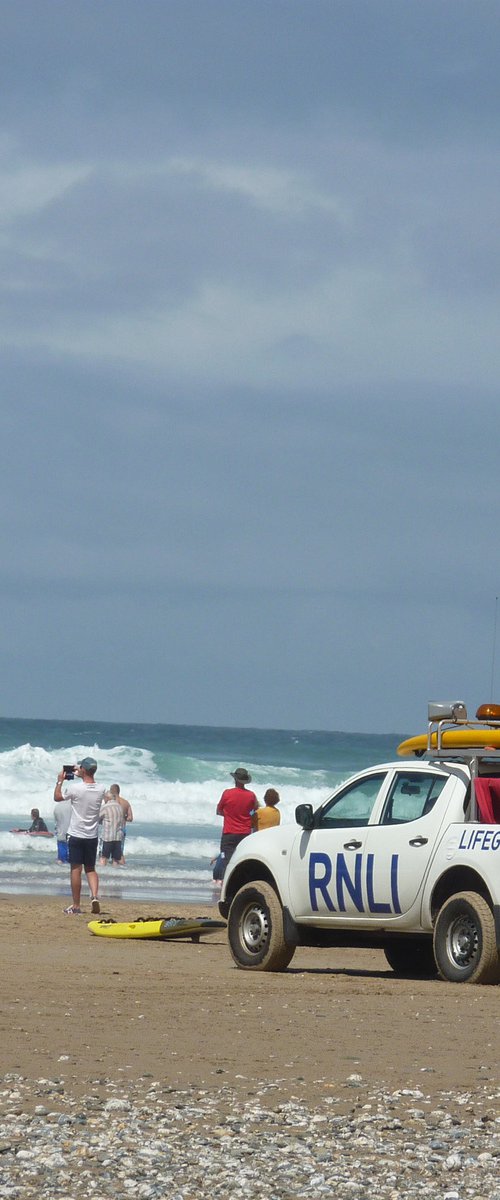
[430,865,493,922]
[223,860,280,908]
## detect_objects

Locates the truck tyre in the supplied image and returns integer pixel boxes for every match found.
[228,880,296,971]
[384,940,437,978]
[433,891,500,984]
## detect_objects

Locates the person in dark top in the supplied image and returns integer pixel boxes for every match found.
[29,808,49,832]
[11,808,50,834]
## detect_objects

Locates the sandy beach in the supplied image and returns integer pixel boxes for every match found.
[1,892,499,1196]
[1,892,499,1096]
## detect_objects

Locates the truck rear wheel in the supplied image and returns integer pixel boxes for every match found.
[228,880,295,971]
[384,940,437,978]
[433,891,500,984]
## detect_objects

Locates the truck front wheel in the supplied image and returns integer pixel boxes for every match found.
[433,891,500,984]
[228,880,296,971]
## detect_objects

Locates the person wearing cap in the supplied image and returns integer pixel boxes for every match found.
[216,768,257,876]
[54,757,106,915]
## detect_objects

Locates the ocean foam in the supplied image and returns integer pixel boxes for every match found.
[0,741,336,826]
[0,727,360,900]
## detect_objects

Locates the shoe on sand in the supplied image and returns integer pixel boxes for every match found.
[63,905,81,915]
[91,897,100,914]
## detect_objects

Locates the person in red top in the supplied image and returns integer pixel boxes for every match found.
[216,767,257,876]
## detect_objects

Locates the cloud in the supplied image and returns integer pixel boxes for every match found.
[0,155,90,225]
[168,155,346,218]
[1,2,500,727]
[1,122,499,398]
[7,257,499,395]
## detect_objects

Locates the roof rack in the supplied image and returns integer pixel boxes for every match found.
[424,702,500,819]
[425,701,500,757]
[424,748,500,762]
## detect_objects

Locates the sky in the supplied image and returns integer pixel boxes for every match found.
[1,0,500,733]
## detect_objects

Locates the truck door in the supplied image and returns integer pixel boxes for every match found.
[363,769,451,918]
[288,771,390,921]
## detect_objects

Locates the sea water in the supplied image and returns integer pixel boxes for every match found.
[0,717,404,904]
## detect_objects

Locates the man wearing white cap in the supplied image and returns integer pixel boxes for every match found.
[54,757,106,915]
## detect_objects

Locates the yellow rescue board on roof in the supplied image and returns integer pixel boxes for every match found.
[397,728,500,757]
[88,916,226,940]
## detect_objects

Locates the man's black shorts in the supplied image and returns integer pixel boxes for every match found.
[68,836,98,871]
[101,839,122,863]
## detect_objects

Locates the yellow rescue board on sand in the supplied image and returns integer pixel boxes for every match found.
[397,728,500,757]
[88,917,226,941]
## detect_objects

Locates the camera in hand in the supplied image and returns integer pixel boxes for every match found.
[63,765,75,780]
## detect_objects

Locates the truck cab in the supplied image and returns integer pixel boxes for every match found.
[219,701,500,984]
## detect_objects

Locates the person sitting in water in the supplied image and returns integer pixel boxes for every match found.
[252,788,281,832]
[11,808,50,834]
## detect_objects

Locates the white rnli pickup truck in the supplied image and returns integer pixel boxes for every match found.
[219,701,500,984]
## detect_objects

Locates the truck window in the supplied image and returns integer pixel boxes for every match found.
[381,772,447,825]
[317,773,387,828]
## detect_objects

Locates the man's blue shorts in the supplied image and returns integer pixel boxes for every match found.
[68,836,98,871]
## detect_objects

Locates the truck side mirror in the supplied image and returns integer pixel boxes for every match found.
[295,803,314,830]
